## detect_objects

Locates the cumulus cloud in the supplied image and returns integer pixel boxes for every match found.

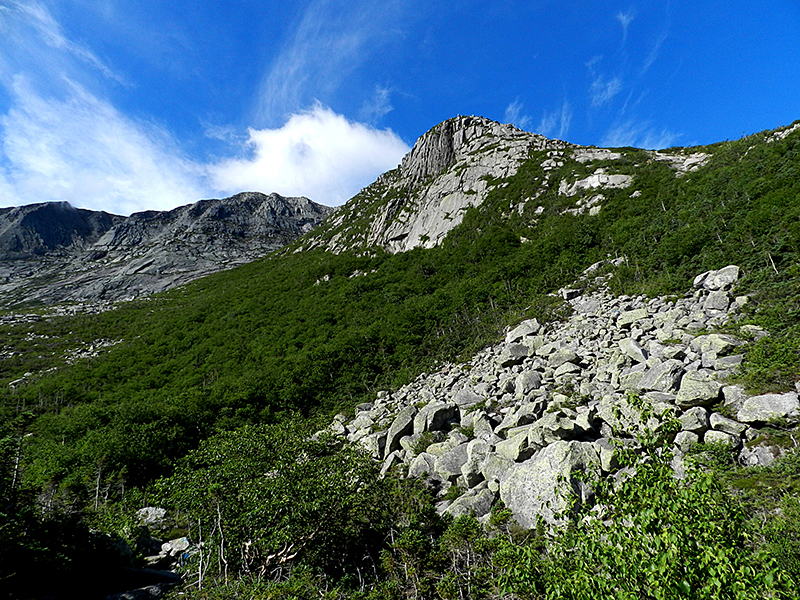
[537,100,573,140]
[0,77,206,215]
[210,104,410,206]
[0,1,410,214]
[504,100,532,130]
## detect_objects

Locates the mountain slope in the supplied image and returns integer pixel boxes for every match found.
[2,116,800,599]
[298,115,711,256]
[0,192,333,307]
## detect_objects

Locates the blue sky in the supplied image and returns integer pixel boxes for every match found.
[1,0,799,214]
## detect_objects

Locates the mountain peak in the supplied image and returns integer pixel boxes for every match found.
[0,193,333,307]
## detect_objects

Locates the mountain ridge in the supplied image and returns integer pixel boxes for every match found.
[0,191,333,307]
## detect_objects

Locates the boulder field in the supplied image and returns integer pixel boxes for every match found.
[321,263,797,528]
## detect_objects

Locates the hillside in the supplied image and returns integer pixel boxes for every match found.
[2,116,800,599]
[0,192,333,308]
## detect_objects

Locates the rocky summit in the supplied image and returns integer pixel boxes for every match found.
[298,115,711,255]
[0,192,333,307]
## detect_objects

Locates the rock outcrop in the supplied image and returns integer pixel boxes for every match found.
[321,264,793,530]
[298,116,714,256]
[0,192,333,307]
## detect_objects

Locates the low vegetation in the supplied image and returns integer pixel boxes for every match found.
[1,122,800,598]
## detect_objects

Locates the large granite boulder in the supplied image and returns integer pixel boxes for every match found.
[737,392,800,425]
[499,441,601,528]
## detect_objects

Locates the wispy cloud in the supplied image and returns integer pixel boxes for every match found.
[642,30,668,73]
[0,1,125,89]
[0,76,206,215]
[210,104,409,206]
[504,99,533,130]
[359,85,394,125]
[0,2,411,213]
[537,100,573,140]
[590,74,623,107]
[255,0,408,125]
[616,8,635,44]
[586,56,623,107]
[601,119,681,149]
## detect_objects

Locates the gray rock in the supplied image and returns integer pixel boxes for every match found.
[619,364,647,389]
[358,431,387,459]
[434,443,470,482]
[739,444,778,467]
[461,440,491,487]
[618,308,649,327]
[709,413,747,436]
[703,430,740,447]
[408,452,437,479]
[549,349,579,368]
[385,406,418,458]
[637,359,684,392]
[380,450,403,476]
[515,370,543,396]
[506,319,541,343]
[703,291,730,312]
[496,401,544,436]
[676,370,722,407]
[0,193,333,308]
[136,507,168,529]
[722,385,748,413]
[596,394,675,437]
[619,338,648,363]
[498,343,530,367]
[495,433,534,462]
[690,334,740,359]
[453,388,483,408]
[679,406,709,433]
[499,441,601,528]
[413,402,458,434]
[554,362,581,378]
[528,410,577,448]
[674,431,699,453]
[693,265,740,291]
[592,438,620,472]
[480,454,515,483]
[737,392,800,424]
[445,488,496,519]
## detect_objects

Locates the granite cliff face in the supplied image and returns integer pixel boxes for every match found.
[297,115,710,255]
[0,192,333,307]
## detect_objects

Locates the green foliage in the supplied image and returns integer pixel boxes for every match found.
[499,447,791,599]
[157,423,386,581]
[3,123,800,598]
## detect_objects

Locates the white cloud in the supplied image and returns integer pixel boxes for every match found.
[359,85,394,125]
[504,99,532,130]
[0,1,410,214]
[642,31,668,73]
[0,1,125,91]
[601,119,681,149]
[14,1,125,84]
[590,74,623,107]
[0,77,206,215]
[255,0,408,124]
[537,100,573,140]
[210,104,410,206]
[616,9,635,43]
